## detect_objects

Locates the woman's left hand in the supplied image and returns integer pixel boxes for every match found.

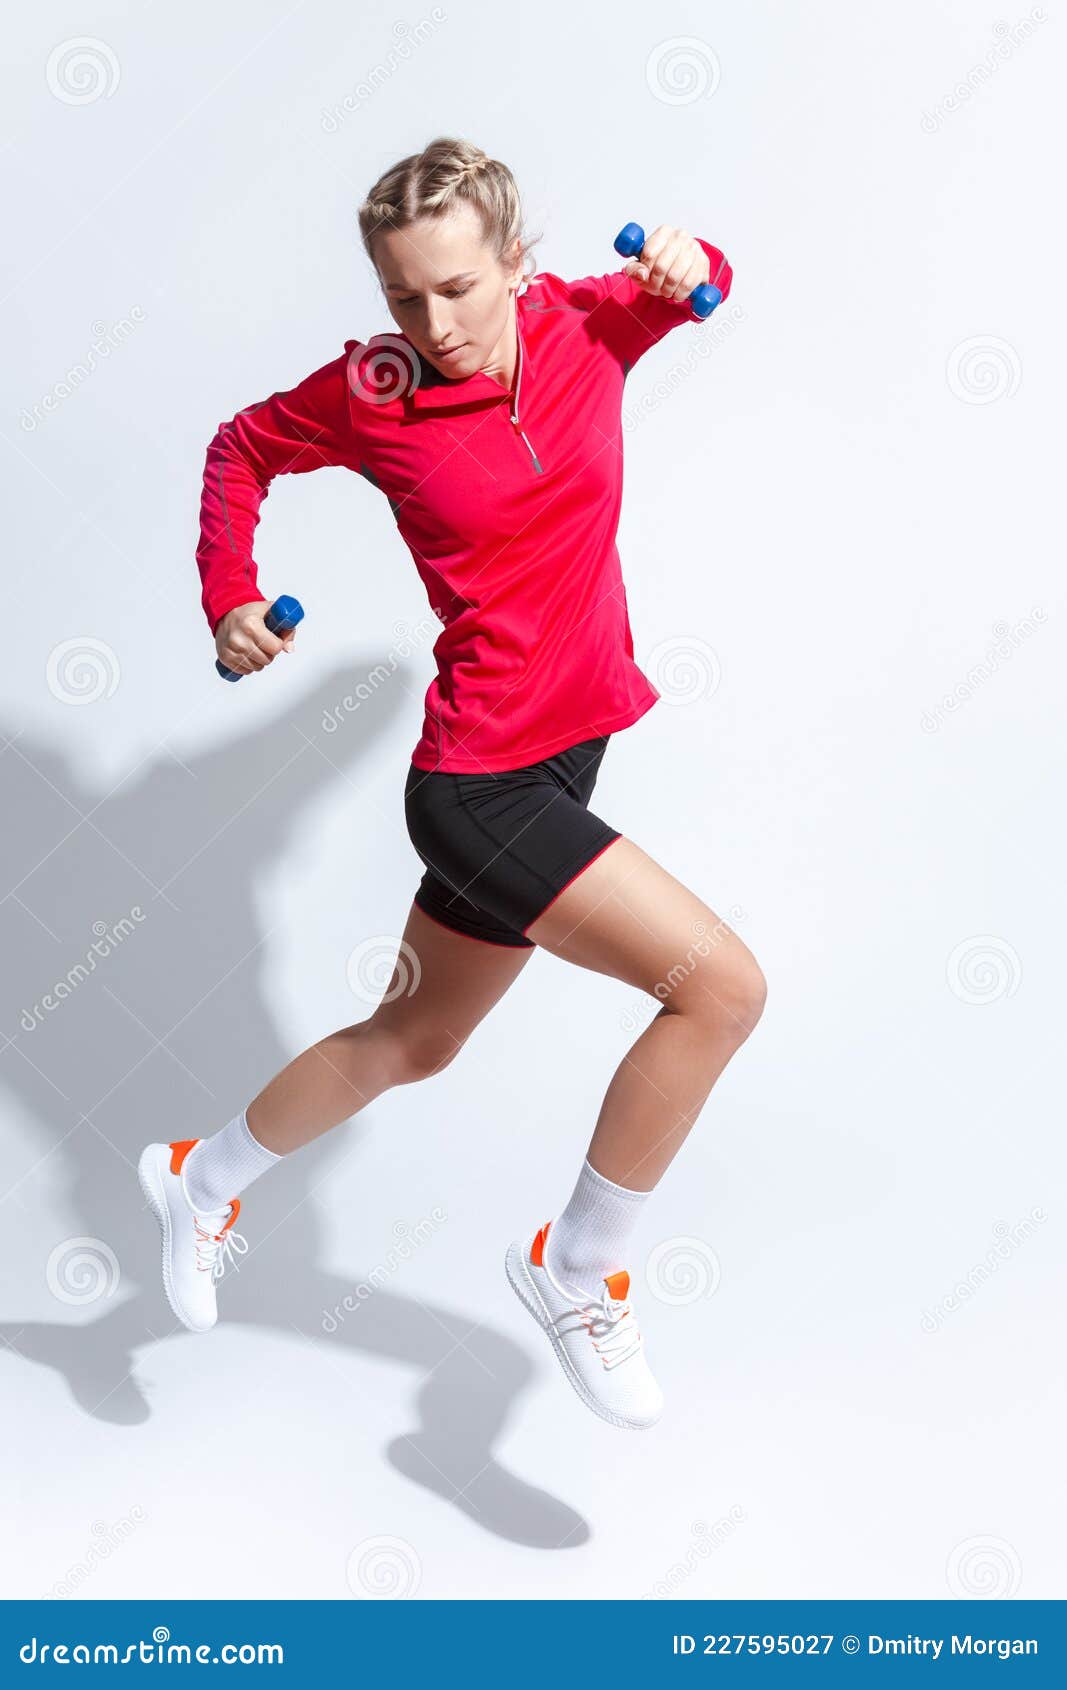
[621,226,709,303]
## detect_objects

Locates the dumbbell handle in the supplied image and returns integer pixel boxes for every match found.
[215,594,305,682]
[614,223,722,320]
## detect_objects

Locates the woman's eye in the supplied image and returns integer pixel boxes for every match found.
[397,286,470,306]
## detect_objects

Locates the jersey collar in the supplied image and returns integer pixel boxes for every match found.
[404,292,533,412]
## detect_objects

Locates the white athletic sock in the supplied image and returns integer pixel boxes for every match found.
[181,1108,282,1213]
[543,1157,650,1295]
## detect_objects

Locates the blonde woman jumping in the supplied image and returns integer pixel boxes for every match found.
[138,136,766,1431]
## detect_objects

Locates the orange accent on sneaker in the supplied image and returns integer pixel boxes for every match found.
[530,1221,551,1267]
[168,1139,200,1176]
[604,1270,630,1302]
[216,1197,241,1239]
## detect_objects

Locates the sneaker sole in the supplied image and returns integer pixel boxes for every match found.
[504,1240,658,1431]
[137,1145,214,1333]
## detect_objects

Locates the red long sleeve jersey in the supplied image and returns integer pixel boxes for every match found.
[196,238,732,772]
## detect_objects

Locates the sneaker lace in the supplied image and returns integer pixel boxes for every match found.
[541,1246,642,1370]
[193,1210,249,1282]
[582,1285,642,1369]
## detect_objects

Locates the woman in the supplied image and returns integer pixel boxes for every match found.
[138,136,766,1432]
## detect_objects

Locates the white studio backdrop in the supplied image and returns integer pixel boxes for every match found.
[1,0,1063,1601]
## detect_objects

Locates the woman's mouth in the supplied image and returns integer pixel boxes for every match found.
[434,344,467,361]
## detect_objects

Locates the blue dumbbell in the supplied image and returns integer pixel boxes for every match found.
[614,223,722,320]
[216,594,305,681]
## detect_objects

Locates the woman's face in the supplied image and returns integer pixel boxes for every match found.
[373,200,523,380]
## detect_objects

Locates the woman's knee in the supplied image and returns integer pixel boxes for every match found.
[390,1029,466,1085]
[674,952,768,1045]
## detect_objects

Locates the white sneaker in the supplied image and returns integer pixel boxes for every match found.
[505,1220,664,1430]
[138,1139,248,1333]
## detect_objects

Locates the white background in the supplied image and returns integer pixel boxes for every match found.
[1,0,1063,1602]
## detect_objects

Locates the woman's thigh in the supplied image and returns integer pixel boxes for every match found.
[366,900,534,1073]
[524,835,766,1034]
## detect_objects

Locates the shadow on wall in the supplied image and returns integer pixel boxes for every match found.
[0,665,588,1552]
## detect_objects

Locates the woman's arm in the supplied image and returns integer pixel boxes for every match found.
[566,232,733,369]
[196,350,355,636]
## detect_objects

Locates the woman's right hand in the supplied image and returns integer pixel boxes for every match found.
[214,600,296,675]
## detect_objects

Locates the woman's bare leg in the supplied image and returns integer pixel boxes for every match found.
[525,836,766,1189]
[246,905,533,1154]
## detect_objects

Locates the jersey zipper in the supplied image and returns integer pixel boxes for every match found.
[508,320,544,473]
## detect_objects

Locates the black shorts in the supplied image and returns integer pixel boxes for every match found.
[403,735,622,948]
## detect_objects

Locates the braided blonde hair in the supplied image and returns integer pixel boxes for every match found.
[358,136,540,285]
